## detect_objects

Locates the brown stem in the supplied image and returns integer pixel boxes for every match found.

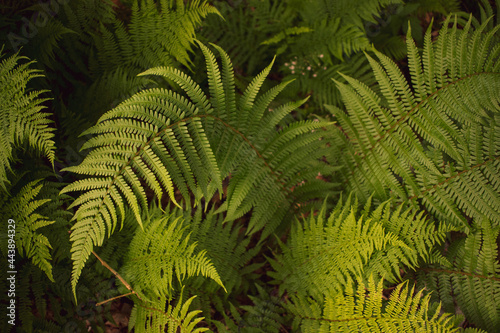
[92,251,142,305]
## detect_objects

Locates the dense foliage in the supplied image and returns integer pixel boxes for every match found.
[0,0,499,332]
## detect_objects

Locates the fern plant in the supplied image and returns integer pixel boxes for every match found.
[269,195,452,300]
[129,291,208,333]
[328,16,500,230]
[289,276,470,332]
[119,207,224,333]
[15,0,220,130]
[61,41,334,298]
[0,49,55,189]
[0,179,54,281]
[416,219,500,332]
[0,49,59,283]
[266,195,476,332]
[2,1,500,332]
[201,0,403,114]
[120,209,225,300]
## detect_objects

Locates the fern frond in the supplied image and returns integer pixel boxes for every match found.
[416,219,500,332]
[0,179,54,281]
[129,290,208,333]
[329,16,500,230]
[0,50,55,189]
[268,196,451,300]
[120,210,224,300]
[240,284,287,333]
[290,276,465,332]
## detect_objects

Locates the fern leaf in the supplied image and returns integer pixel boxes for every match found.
[330,16,500,230]
[416,219,500,332]
[129,291,208,333]
[0,50,55,190]
[121,211,224,300]
[269,197,451,300]
[290,276,463,332]
[0,179,54,281]
[60,84,222,297]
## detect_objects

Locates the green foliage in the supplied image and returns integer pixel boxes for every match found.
[328,16,500,230]
[416,220,500,332]
[121,209,225,300]
[200,0,405,114]
[289,276,467,332]
[14,0,220,129]
[269,196,452,300]
[0,179,54,280]
[0,50,55,188]
[120,208,224,332]
[129,291,208,333]
[2,1,500,332]
[61,40,333,299]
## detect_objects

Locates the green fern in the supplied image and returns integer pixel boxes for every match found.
[129,291,208,333]
[200,0,290,75]
[416,219,500,332]
[0,178,54,281]
[175,204,265,330]
[328,16,500,230]
[269,195,451,301]
[20,0,220,126]
[181,205,262,296]
[267,0,401,61]
[454,0,500,28]
[120,209,224,300]
[0,49,55,189]
[61,41,333,298]
[202,0,401,74]
[60,55,223,297]
[289,276,470,332]
[187,43,334,234]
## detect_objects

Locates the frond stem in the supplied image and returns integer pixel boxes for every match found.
[92,251,142,301]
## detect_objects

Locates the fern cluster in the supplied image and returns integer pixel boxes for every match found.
[328,16,500,230]
[1,1,500,332]
[0,50,54,187]
[60,40,334,299]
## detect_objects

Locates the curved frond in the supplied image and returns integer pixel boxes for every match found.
[60,83,221,297]
[121,211,224,300]
[0,50,55,189]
